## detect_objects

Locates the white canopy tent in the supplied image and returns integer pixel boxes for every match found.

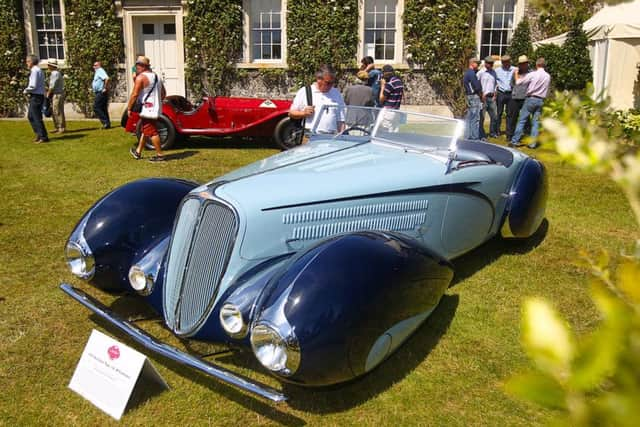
[535,0,640,110]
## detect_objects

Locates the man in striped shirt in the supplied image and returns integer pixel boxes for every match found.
[379,64,404,109]
[379,65,404,132]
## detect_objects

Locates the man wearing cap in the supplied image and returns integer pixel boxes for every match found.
[477,56,499,139]
[23,54,48,143]
[47,59,65,134]
[128,56,166,162]
[506,55,531,141]
[495,55,515,137]
[463,57,482,140]
[511,57,551,149]
[92,61,111,129]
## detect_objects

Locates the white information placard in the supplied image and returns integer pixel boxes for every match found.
[69,329,167,420]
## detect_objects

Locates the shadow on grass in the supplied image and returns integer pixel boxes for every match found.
[162,150,198,161]
[89,302,305,425]
[52,134,89,141]
[281,294,459,414]
[182,135,276,150]
[451,219,549,287]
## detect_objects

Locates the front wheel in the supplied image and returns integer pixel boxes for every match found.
[135,115,177,150]
[273,116,302,150]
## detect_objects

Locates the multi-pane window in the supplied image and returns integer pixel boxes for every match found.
[364,0,397,61]
[480,0,517,58]
[34,0,65,60]
[251,0,282,61]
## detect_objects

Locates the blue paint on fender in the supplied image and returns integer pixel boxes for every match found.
[253,231,453,386]
[73,178,198,291]
[502,158,548,238]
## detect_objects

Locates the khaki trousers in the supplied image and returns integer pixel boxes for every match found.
[51,93,66,130]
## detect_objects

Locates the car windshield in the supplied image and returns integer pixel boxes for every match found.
[310,105,463,152]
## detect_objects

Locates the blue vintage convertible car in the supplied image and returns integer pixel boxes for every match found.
[61,106,547,402]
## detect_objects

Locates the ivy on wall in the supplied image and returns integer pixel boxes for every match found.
[0,0,27,117]
[404,0,477,117]
[64,0,123,115]
[184,0,243,96]
[287,0,358,85]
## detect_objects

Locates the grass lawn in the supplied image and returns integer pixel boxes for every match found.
[0,120,636,426]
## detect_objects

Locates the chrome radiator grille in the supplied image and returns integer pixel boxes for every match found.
[164,198,238,336]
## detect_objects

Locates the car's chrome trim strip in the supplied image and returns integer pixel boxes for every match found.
[59,283,287,403]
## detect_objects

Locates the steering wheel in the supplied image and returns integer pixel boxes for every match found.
[341,125,371,136]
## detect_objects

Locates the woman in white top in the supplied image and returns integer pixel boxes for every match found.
[127,56,166,162]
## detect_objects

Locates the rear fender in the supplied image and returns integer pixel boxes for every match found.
[501,158,548,238]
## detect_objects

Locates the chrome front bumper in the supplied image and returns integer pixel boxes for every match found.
[59,283,287,403]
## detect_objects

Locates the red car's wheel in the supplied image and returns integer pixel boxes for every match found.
[135,115,177,150]
[273,117,302,150]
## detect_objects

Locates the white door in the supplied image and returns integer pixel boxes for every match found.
[136,16,183,96]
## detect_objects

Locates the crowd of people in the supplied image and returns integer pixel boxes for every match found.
[463,54,551,149]
[288,59,404,138]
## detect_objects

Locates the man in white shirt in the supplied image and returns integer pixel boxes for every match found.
[477,56,499,139]
[289,64,345,136]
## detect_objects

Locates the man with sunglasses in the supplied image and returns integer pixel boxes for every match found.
[289,64,345,135]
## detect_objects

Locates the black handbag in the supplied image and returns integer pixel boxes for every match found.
[288,85,313,147]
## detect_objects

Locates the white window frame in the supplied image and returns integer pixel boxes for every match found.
[23,0,67,66]
[240,0,287,68]
[358,0,404,66]
[475,0,525,59]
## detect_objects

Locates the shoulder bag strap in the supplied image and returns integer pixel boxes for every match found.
[142,73,158,104]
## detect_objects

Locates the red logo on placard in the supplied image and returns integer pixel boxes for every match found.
[107,345,120,360]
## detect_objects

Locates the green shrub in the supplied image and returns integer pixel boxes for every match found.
[184,0,242,96]
[287,0,358,85]
[404,0,477,116]
[64,0,123,116]
[507,20,534,61]
[0,0,27,117]
[557,19,592,91]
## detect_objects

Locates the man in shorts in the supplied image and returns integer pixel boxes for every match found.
[127,56,166,161]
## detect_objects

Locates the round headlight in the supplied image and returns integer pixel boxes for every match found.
[128,265,153,294]
[250,323,300,375]
[65,241,95,280]
[219,303,246,337]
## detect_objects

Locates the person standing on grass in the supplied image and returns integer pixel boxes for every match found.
[495,55,515,137]
[463,57,482,140]
[47,58,65,134]
[23,54,49,143]
[506,55,531,142]
[92,61,111,129]
[128,56,166,162]
[477,56,499,139]
[510,57,551,149]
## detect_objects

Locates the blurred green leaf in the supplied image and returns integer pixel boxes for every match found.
[505,372,567,409]
[522,298,575,376]
[617,259,640,304]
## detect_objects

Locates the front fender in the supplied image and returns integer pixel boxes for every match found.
[252,231,453,386]
[67,178,198,291]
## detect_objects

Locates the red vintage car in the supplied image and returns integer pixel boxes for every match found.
[124,94,298,150]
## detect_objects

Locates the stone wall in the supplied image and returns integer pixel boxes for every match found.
[225,69,447,107]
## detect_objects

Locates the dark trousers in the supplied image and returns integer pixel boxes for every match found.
[93,91,111,127]
[497,91,512,134]
[28,94,48,140]
[506,98,530,140]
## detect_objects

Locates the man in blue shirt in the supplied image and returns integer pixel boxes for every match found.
[23,55,48,143]
[462,57,482,140]
[477,56,499,139]
[379,64,403,109]
[495,55,515,137]
[92,61,111,129]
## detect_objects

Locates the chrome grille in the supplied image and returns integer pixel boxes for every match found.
[164,199,237,336]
